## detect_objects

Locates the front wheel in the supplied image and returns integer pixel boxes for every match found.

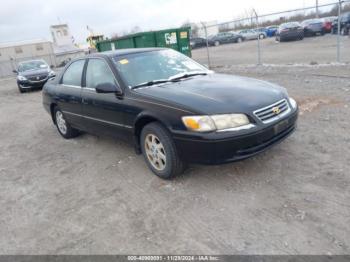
[141,122,186,179]
[17,84,25,93]
[54,107,80,139]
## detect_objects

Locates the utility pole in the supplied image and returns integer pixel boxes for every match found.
[337,0,342,62]
[316,0,319,18]
[201,22,211,69]
[252,9,261,65]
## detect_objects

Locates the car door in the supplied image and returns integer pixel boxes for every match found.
[57,59,86,129]
[247,30,256,40]
[81,58,131,139]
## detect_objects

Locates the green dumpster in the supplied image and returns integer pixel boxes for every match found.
[96,27,191,57]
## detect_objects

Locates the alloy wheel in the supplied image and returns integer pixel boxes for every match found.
[144,134,166,171]
[56,111,67,135]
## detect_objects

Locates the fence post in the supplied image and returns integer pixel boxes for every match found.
[253,9,261,65]
[201,22,211,69]
[337,0,342,63]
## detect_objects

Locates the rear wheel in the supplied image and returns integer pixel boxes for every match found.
[54,107,80,139]
[141,122,186,179]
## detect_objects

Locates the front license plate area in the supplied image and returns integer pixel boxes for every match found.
[274,119,289,134]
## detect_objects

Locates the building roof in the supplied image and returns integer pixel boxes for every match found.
[53,44,85,55]
[50,24,68,29]
[0,39,51,49]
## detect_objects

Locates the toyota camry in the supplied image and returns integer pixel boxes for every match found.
[42,48,298,179]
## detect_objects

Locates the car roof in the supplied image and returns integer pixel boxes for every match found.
[87,48,166,58]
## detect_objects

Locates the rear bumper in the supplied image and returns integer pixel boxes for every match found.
[173,109,298,165]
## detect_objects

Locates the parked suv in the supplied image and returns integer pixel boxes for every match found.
[332,12,350,35]
[302,19,325,36]
[14,59,56,93]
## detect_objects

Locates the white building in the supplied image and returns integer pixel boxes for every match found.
[50,24,85,66]
[0,39,56,77]
[50,24,74,46]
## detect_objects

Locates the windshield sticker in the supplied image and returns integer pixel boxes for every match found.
[119,59,129,65]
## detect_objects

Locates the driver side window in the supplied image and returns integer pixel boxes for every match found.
[86,59,116,89]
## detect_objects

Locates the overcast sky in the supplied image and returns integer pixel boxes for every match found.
[0,0,337,44]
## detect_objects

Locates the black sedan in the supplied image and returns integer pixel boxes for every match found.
[14,59,56,93]
[276,22,304,42]
[43,48,298,179]
[208,32,243,46]
[190,37,207,49]
[302,19,325,36]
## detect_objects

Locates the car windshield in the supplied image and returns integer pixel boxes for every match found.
[113,49,208,87]
[18,60,48,72]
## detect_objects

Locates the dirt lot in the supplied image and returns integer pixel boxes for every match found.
[192,34,350,66]
[0,46,350,254]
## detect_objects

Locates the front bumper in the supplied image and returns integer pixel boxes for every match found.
[17,78,50,88]
[173,109,298,165]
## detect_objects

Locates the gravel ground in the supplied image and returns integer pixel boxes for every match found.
[192,34,350,66]
[0,61,349,254]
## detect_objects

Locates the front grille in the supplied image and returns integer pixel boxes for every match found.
[254,99,290,124]
[28,74,48,82]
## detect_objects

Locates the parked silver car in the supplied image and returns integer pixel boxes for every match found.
[238,29,267,40]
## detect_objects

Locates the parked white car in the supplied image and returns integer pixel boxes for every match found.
[238,29,267,40]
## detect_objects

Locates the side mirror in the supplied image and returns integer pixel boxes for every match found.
[95,82,122,95]
[13,69,18,74]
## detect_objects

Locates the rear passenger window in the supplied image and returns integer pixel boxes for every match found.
[61,60,85,86]
[86,59,116,89]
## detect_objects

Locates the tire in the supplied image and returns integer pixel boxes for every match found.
[214,41,220,46]
[259,34,265,39]
[237,37,243,43]
[18,85,24,93]
[141,122,186,179]
[53,107,80,139]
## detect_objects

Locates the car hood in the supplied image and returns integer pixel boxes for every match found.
[20,69,49,77]
[135,73,287,115]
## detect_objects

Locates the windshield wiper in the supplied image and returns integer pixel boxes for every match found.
[131,79,170,89]
[131,71,209,89]
[169,72,208,81]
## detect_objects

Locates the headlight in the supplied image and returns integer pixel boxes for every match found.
[182,116,216,132]
[17,75,27,81]
[48,70,56,77]
[289,97,297,109]
[211,114,250,130]
[182,114,250,132]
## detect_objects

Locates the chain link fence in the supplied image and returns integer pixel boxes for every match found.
[192,0,350,68]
